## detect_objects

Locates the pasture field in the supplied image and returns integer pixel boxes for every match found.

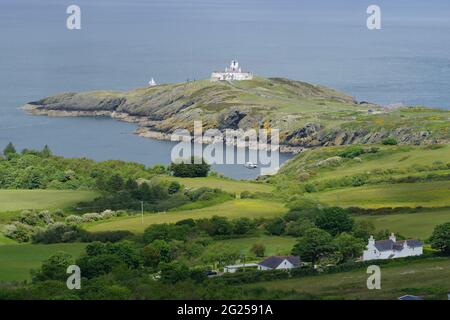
[156,176,274,195]
[0,233,16,245]
[202,236,297,259]
[0,190,98,213]
[0,243,86,281]
[310,181,450,208]
[355,208,450,239]
[86,199,287,233]
[245,257,450,300]
[312,144,450,183]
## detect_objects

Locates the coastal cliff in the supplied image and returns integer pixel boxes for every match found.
[23,77,450,151]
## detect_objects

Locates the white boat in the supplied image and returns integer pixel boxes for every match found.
[244,162,258,169]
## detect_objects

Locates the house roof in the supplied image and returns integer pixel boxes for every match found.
[398,295,423,300]
[375,239,423,252]
[258,256,300,269]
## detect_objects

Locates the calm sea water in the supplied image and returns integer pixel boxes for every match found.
[0,0,449,179]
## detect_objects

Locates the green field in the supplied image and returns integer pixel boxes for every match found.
[86,199,287,233]
[0,243,86,281]
[310,145,450,183]
[246,257,450,300]
[0,189,98,213]
[356,208,450,239]
[0,233,17,246]
[310,181,450,208]
[203,236,297,259]
[156,176,274,195]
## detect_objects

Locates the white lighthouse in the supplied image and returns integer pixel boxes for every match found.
[211,60,253,82]
[148,78,157,87]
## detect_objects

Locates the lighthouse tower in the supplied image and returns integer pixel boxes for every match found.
[148,78,157,87]
[211,60,253,82]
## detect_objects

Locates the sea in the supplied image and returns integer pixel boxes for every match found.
[0,0,449,179]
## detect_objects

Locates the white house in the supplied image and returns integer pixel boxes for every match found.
[362,233,423,261]
[223,263,258,273]
[257,256,300,271]
[211,60,253,82]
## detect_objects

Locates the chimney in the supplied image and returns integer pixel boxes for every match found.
[389,233,396,242]
[368,235,375,247]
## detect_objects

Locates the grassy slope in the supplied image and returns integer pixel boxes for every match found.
[0,243,86,281]
[278,144,450,183]
[86,199,287,233]
[275,145,450,207]
[310,181,450,208]
[0,190,98,213]
[203,236,296,259]
[355,208,450,239]
[33,77,450,145]
[157,176,273,195]
[0,233,17,245]
[245,257,450,300]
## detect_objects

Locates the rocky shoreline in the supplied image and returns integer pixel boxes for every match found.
[22,104,305,154]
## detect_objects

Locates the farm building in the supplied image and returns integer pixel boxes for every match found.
[363,233,423,261]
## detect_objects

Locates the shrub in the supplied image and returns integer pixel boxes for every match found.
[315,207,354,236]
[337,147,365,159]
[381,137,398,145]
[304,183,317,193]
[430,223,450,255]
[2,222,34,242]
[32,223,82,244]
[80,231,133,243]
[169,157,210,178]
[250,243,266,257]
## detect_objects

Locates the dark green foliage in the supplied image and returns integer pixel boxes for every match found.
[169,157,210,178]
[292,228,335,265]
[159,262,191,284]
[232,218,255,235]
[0,143,163,190]
[168,181,181,194]
[381,137,398,145]
[143,223,192,243]
[430,223,450,255]
[77,254,124,279]
[315,207,354,236]
[265,217,285,235]
[3,142,16,158]
[250,243,266,257]
[337,146,365,158]
[32,223,83,244]
[333,232,365,262]
[352,220,376,240]
[80,230,133,243]
[31,252,74,282]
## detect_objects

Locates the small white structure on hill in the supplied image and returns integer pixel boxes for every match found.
[257,256,300,271]
[362,233,423,261]
[211,60,253,82]
[148,78,157,87]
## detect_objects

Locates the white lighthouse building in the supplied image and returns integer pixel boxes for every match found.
[211,60,253,82]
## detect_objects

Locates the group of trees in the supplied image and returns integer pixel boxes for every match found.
[264,207,375,265]
[169,157,211,178]
[0,143,165,190]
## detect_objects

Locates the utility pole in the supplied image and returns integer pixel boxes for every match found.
[141,201,144,225]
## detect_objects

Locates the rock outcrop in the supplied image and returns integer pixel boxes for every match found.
[23,77,450,150]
